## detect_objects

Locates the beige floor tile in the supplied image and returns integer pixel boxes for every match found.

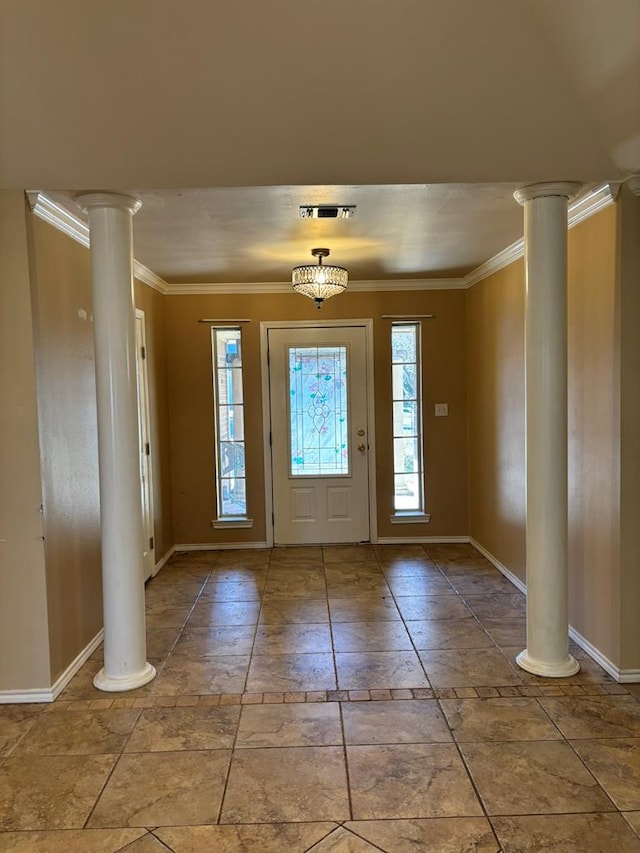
[323,544,376,563]
[143,628,183,658]
[345,818,499,852]
[571,739,640,810]
[155,822,338,851]
[459,740,615,815]
[492,813,640,852]
[347,743,482,819]
[324,563,383,581]
[144,585,202,609]
[395,596,471,621]
[425,544,482,563]
[0,706,42,758]
[406,619,493,650]
[306,825,380,851]
[215,549,271,568]
[326,576,392,599]
[385,576,454,597]
[537,696,640,738]
[0,754,116,830]
[88,750,232,827]
[263,567,327,598]
[342,699,451,745]
[418,649,521,687]
[259,598,330,625]
[461,594,525,619]
[329,597,401,623]
[152,655,249,695]
[145,605,194,629]
[336,651,428,690]
[117,835,171,851]
[439,697,562,742]
[236,702,342,747]
[125,705,240,752]
[270,547,324,566]
[157,563,212,582]
[246,653,336,692]
[478,618,526,647]
[186,600,261,627]
[207,567,268,585]
[171,625,255,657]
[220,746,350,823]
[378,561,440,580]
[447,574,515,597]
[375,544,431,561]
[14,709,140,755]
[624,811,640,836]
[0,828,148,852]
[332,621,413,652]
[198,580,264,602]
[253,623,333,654]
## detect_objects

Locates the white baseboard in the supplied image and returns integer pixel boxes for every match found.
[174,541,270,552]
[152,546,176,576]
[377,536,470,545]
[0,628,104,704]
[469,537,639,684]
[469,537,527,595]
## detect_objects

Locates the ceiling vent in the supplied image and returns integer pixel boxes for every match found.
[299,205,356,219]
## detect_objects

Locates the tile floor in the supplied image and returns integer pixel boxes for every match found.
[1,543,640,851]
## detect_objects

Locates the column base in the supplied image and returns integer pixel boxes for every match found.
[516,649,580,678]
[93,661,157,693]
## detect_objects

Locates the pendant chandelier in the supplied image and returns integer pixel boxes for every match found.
[292,248,348,309]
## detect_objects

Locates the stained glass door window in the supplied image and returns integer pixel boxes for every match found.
[288,345,349,476]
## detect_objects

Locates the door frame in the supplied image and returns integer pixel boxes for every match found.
[135,308,156,580]
[260,319,378,548]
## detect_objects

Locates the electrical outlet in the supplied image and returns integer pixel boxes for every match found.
[434,403,449,417]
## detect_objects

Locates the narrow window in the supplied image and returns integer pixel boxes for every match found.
[212,327,246,518]
[391,323,424,512]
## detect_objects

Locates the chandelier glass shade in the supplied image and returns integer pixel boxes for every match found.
[292,248,348,308]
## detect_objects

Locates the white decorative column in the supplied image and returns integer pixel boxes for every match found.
[514,182,581,678]
[78,193,156,692]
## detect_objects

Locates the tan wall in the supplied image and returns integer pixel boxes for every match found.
[618,188,640,670]
[134,282,174,559]
[165,289,469,545]
[567,204,620,664]
[0,192,51,691]
[466,259,526,581]
[467,205,623,666]
[28,215,103,680]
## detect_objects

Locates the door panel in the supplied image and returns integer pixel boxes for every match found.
[268,326,370,545]
[135,311,155,581]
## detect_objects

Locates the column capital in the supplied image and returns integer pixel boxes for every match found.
[76,192,142,216]
[514,182,582,206]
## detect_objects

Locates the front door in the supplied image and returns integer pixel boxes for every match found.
[268,325,370,545]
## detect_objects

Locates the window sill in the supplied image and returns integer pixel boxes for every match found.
[389,512,431,524]
[211,518,254,529]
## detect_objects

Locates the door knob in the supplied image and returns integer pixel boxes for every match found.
[357,443,366,452]
[357,428,365,436]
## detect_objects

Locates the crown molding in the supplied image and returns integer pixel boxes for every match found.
[28,192,169,294]
[164,277,466,295]
[29,182,616,298]
[463,183,617,288]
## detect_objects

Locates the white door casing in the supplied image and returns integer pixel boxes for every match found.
[135,310,155,580]
[267,324,371,545]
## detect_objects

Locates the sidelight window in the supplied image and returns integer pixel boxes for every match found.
[391,323,424,512]
[212,327,247,518]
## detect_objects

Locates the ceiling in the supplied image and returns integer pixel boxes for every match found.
[3,1,639,284]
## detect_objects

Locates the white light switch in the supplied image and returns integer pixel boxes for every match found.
[434,403,448,417]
